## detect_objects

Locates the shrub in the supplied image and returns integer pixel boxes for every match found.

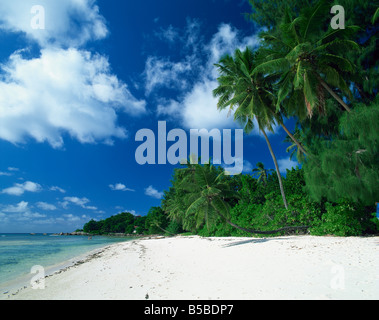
[311,200,371,236]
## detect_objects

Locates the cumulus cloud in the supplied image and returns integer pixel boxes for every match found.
[50,186,66,193]
[0,48,146,148]
[144,56,193,95]
[145,185,164,199]
[2,201,29,213]
[61,196,97,210]
[0,0,108,47]
[0,1,146,148]
[62,214,81,222]
[1,181,42,196]
[36,202,57,211]
[0,201,47,224]
[109,183,135,192]
[0,167,19,176]
[147,22,260,130]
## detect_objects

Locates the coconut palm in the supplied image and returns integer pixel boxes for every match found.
[213,47,290,209]
[252,162,274,186]
[253,0,361,118]
[170,162,308,235]
[283,128,307,163]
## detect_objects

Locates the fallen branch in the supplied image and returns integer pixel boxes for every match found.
[225,219,310,235]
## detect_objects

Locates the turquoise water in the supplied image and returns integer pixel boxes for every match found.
[0,233,132,286]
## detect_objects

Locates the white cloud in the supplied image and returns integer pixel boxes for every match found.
[145,186,164,199]
[1,181,42,196]
[36,202,57,211]
[154,25,179,43]
[278,158,299,174]
[0,48,146,148]
[144,56,193,95]
[109,183,135,192]
[149,22,260,130]
[180,80,234,129]
[63,214,81,222]
[0,201,47,223]
[0,1,146,148]
[223,158,254,176]
[0,0,108,48]
[0,167,19,176]
[50,186,66,193]
[2,201,29,213]
[61,196,97,210]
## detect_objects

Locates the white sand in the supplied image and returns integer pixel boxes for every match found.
[2,235,378,300]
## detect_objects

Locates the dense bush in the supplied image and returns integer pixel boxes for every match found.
[311,200,377,236]
[167,166,378,237]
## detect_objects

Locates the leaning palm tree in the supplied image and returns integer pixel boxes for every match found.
[173,162,308,235]
[283,128,307,163]
[252,162,274,186]
[213,47,289,209]
[253,0,361,118]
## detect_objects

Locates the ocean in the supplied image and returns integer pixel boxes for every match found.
[0,233,132,289]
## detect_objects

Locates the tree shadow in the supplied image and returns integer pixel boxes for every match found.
[221,237,293,248]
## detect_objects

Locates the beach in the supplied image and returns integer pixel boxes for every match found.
[2,235,378,300]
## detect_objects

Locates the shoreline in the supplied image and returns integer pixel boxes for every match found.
[2,235,378,300]
[0,244,112,298]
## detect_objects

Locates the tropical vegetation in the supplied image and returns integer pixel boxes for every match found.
[82,0,378,237]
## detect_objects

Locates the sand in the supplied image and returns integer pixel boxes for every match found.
[2,235,378,300]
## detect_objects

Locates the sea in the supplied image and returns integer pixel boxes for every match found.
[0,233,132,291]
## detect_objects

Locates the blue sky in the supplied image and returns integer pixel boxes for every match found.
[0,0,298,233]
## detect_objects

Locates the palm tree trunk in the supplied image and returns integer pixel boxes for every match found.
[154,223,176,236]
[260,128,289,210]
[280,123,308,156]
[213,206,309,235]
[268,109,308,157]
[319,79,351,112]
[224,218,309,235]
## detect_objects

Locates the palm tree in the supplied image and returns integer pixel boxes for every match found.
[252,162,274,186]
[283,128,307,163]
[253,0,361,118]
[170,163,308,235]
[213,47,289,209]
[373,7,379,24]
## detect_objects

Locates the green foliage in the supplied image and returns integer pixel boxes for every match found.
[303,98,379,205]
[253,1,360,118]
[83,212,143,235]
[165,220,183,235]
[311,200,376,236]
[229,174,321,237]
[213,46,290,209]
[248,0,378,103]
[145,207,170,235]
[163,162,239,232]
[246,0,311,29]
